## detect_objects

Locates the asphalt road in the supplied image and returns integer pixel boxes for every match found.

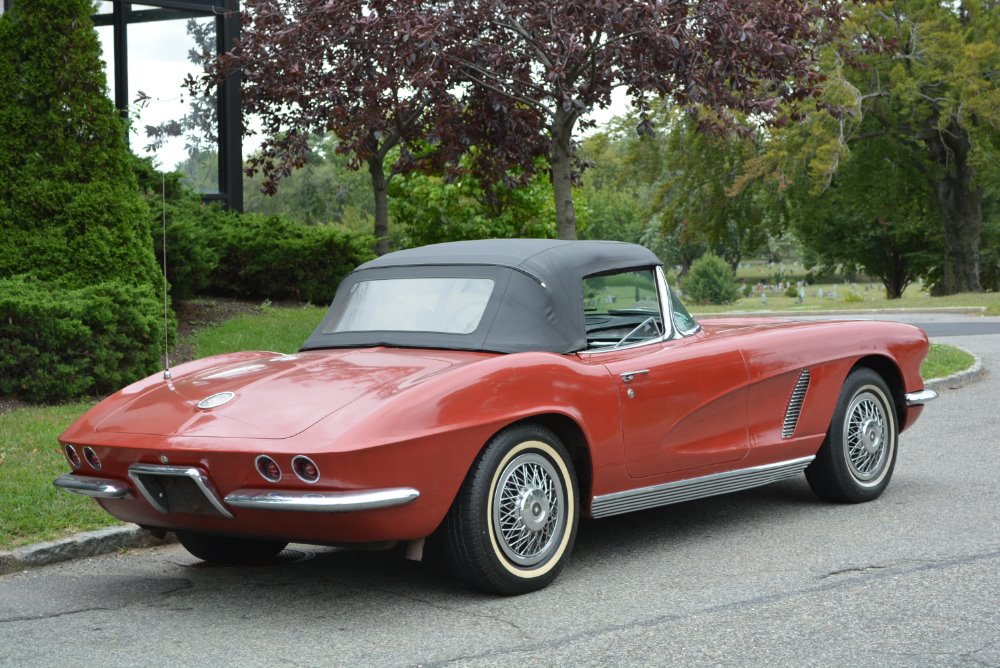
[1,315,997,667]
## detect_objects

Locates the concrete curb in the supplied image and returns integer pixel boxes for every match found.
[0,525,176,576]
[924,351,986,392]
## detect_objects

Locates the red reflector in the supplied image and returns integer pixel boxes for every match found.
[292,456,320,483]
[83,447,102,471]
[65,445,82,469]
[255,455,281,482]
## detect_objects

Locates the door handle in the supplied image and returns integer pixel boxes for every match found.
[619,369,649,383]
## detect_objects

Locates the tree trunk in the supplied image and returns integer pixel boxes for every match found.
[925,119,983,294]
[368,154,390,256]
[550,108,578,240]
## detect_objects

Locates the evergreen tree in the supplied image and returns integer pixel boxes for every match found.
[0,0,166,402]
[0,0,160,291]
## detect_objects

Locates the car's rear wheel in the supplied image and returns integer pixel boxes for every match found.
[175,530,288,564]
[806,367,898,503]
[443,424,579,595]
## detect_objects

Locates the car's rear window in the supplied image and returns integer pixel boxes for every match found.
[322,277,495,335]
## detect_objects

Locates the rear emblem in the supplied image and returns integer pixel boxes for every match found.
[197,392,236,410]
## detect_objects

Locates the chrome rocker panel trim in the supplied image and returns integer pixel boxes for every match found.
[224,487,420,513]
[590,456,815,519]
[905,389,938,406]
[128,464,234,520]
[53,474,130,499]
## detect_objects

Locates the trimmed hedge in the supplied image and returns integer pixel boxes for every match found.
[207,213,375,304]
[134,158,375,304]
[0,278,164,402]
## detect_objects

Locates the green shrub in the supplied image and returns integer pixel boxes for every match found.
[133,158,227,300]
[133,158,373,303]
[207,213,375,303]
[784,285,800,298]
[843,291,865,303]
[0,1,166,404]
[683,253,742,305]
[0,278,164,402]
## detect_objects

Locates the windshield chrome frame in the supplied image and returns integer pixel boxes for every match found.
[661,267,701,338]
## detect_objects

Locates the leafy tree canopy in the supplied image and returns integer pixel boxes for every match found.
[788,129,943,298]
[447,0,843,240]
[749,0,1000,293]
[390,158,556,247]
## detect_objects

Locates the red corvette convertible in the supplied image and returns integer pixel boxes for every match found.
[55,239,936,594]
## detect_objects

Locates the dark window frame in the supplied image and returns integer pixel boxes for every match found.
[91,0,242,210]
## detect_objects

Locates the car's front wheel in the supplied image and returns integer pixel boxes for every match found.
[443,424,579,595]
[175,530,288,564]
[806,367,898,503]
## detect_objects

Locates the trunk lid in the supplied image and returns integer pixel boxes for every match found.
[96,348,490,439]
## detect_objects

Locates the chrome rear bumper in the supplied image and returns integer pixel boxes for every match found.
[224,488,420,512]
[905,389,938,406]
[53,474,129,499]
[55,471,419,514]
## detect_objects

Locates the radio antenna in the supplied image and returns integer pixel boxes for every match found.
[162,174,172,381]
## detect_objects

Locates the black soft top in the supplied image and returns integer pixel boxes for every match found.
[301,239,661,354]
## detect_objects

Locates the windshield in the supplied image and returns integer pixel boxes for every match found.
[322,277,495,335]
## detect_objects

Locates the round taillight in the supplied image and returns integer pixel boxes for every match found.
[64,444,82,469]
[82,447,101,471]
[292,456,320,483]
[255,455,282,483]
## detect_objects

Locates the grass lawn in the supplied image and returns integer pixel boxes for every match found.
[922,343,976,380]
[0,302,979,551]
[190,303,325,358]
[0,402,115,550]
[690,282,1000,315]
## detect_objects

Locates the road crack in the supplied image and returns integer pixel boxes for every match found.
[381,589,530,641]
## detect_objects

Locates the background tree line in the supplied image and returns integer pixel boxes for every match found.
[192,0,995,295]
[1,0,995,404]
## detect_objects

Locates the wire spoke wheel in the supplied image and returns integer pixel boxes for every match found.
[844,391,890,482]
[442,424,579,595]
[806,368,899,504]
[493,452,566,567]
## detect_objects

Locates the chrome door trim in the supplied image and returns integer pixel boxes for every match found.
[590,456,815,519]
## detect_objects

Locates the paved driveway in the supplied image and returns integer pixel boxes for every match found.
[1,318,997,667]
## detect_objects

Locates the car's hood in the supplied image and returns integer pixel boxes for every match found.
[95,348,491,439]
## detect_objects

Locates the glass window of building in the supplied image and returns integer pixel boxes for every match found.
[128,7,220,193]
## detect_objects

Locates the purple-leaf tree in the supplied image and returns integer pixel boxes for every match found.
[447,0,842,239]
[194,0,461,255]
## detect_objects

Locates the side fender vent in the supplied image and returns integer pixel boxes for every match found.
[782,368,811,439]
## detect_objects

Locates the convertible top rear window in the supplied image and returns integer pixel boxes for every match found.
[323,277,494,335]
[302,239,664,354]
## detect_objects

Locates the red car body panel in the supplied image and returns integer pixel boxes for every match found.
[58,313,930,545]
